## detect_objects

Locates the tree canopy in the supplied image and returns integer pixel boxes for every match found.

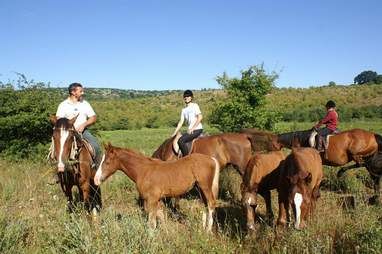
[354,70,380,85]
[209,65,280,132]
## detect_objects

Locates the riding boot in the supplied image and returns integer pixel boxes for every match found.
[317,136,324,152]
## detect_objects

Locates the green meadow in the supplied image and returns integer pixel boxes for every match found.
[1,121,381,253]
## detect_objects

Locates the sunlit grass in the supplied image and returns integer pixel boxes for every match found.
[0,121,381,253]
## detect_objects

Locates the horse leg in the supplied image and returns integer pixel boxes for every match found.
[370,174,382,205]
[65,185,74,213]
[337,162,364,178]
[156,201,165,225]
[242,192,257,231]
[198,184,216,232]
[145,198,158,229]
[262,190,274,225]
[277,192,289,227]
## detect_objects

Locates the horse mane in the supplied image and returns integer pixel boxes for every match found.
[151,136,176,159]
[55,117,72,129]
[109,144,158,163]
[240,128,279,151]
[277,129,312,148]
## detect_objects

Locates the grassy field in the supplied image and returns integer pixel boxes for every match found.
[1,121,382,253]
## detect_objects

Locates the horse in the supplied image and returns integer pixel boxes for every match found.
[152,131,279,175]
[241,151,286,231]
[277,147,323,229]
[277,128,382,203]
[94,143,220,232]
[50,116,102,215]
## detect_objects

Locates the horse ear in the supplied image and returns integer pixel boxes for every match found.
[68,114,78,126]
[50,115,57,125]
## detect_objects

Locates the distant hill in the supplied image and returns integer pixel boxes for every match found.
[82,84,382,131]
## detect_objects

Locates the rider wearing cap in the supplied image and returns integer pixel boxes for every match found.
[314,100,339,151]
[172,90,203,156]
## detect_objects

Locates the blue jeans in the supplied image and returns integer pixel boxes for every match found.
[82,129,102,164]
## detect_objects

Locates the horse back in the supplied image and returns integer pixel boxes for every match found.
[291,147,323,189]
[244,151,286,191]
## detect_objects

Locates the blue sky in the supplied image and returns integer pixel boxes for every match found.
[0,0,381,90]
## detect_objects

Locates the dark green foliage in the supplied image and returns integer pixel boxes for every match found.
[210,65,281,132]
[0,79,61,160]
[354,70,379,84]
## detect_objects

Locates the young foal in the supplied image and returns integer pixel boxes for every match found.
[277,148,323,229]
[241,151,286,231]
[94,144,220,231]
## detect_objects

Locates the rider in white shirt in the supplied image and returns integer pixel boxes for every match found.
[56,83,101,167]
[172,90,203,156]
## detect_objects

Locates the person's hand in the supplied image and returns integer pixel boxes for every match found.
[187,129,194,134]
[75,123,86,133]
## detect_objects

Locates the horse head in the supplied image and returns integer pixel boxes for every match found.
[50,115,78,173]
[94,142,119,186]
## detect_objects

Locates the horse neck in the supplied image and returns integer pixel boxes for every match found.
[116,149,152,182]
[278,130,310,148]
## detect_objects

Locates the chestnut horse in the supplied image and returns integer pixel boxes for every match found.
[50,116,102,214]
[152,131,278,175]
[277,147,323,229]
[94,143,220,231]
[241,151,286,231]
[277,128,382,203]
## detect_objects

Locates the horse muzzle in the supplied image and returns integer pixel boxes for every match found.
[57,162,65,172]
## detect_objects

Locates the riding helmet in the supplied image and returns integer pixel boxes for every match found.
[325,100,336,108]
[183,90,193,98]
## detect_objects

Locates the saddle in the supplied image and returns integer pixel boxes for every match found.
[309,129,340,154]
[172,132,204,158]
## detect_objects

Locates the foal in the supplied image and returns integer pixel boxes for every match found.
[94,143,220,231]
[241,151,286,231]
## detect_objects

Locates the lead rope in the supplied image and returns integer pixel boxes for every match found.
[70,136,78,160]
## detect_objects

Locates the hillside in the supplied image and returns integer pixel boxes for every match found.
[86,84,382,131]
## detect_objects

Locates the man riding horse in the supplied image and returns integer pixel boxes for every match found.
[55,83,102,173]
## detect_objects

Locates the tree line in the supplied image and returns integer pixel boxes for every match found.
[1,68,381,160]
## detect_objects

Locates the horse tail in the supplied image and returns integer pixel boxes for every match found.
[211,157,220,200]
[375,134,382,151]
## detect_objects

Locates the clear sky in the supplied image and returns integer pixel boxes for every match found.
[1,0,381,90]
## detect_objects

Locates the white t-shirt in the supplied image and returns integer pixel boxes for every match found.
[181,102,203,130]
[56,98,96,130]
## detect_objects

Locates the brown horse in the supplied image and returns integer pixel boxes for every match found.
[94,143,220,231]
[50,116,102,214]
[152,131,279,175]
[277,148,323,229]
[277,128,382,203]
[241,151,286,231]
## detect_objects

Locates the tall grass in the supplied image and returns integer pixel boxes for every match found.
[0,122,381,253]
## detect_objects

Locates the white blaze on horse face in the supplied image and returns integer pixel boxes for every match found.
[58,128,69,172]
[94,154,105,186]
[294,192,303,229]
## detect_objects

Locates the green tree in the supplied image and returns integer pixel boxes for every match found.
[209,65,280,132]
[354,70,378,84]
[0,77,60,160]
[375,75,382,84]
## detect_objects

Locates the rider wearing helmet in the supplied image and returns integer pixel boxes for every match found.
[171,90,203,156]
[314,100,339,151]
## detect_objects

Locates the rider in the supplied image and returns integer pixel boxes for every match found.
[171,90,203,156]
[314,100,339,152]
[56,82,102,168]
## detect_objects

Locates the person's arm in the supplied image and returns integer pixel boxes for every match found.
[76,115,96,133]
[315,112,331,128]
[172,113,184,137]
[188,114,202,134]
